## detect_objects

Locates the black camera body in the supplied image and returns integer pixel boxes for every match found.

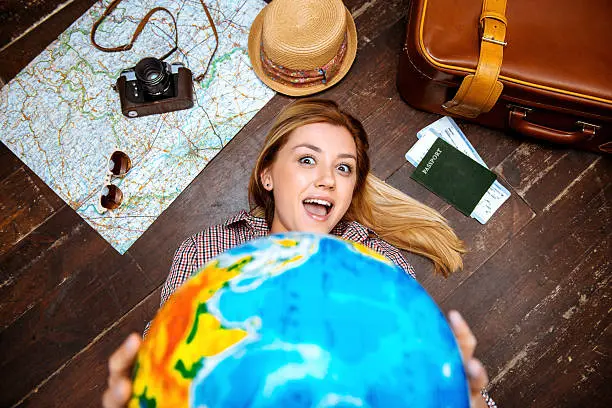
[116,57,194,118]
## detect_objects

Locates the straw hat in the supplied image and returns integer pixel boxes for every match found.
[248,0,358,96]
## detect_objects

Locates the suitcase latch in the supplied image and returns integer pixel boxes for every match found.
[507,104,533,116]
[576,121,602,134]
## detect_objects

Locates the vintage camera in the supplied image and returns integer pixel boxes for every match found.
[115,57,194,118]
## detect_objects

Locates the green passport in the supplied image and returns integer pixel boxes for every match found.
[410,137,496,216]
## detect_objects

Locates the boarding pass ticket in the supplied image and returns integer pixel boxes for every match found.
[405,117,510,224]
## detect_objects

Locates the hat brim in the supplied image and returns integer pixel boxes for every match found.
[248,5,357,97]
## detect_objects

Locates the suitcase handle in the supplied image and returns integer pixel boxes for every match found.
[508,107,600,144]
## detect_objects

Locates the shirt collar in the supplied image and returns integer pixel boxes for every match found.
[332,219,377,244]
[225,210,376,242]
[224,209,269,236]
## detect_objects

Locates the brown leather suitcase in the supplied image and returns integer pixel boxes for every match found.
[397,0,612,154]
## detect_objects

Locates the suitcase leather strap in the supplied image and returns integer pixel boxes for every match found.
[442,0,507,118]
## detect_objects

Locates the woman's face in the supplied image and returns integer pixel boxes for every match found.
[262,122,358,234]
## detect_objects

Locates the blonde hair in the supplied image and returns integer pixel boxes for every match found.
[248,98,465,277]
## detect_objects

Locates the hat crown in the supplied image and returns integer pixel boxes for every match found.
[262,0,347,70]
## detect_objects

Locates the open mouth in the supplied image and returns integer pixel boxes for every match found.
[303,198,333,218]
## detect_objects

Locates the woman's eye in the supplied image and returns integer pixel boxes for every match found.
[337,164,352,173]
[299,156,315,165]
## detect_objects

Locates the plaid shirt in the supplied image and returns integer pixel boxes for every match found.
[159,209,415,309]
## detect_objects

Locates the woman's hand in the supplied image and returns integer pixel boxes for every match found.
[102,333,142,408]
[448,310,490,408]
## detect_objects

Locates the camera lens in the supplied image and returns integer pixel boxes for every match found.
[134,57,171,96]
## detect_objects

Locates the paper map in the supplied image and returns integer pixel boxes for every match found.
[0,0,274,253]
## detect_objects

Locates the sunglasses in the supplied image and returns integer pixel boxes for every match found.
[100,150,132,210]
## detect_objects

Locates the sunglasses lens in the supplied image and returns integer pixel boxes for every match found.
[101,184,123,210]
[109,151,132,176]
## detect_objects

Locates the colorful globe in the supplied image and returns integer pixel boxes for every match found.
[130,233,469,408]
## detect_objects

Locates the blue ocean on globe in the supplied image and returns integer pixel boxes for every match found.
[186,233,470,408]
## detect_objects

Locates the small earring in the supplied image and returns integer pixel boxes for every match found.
[266,183,270,188]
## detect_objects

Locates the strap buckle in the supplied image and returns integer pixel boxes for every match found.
[482,36,507,47]
[479,12,508,47]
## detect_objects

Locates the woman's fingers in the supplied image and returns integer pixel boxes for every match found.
[448,310,477,362]
[448,310,491,408]
[467,358,489,394]
[102,377,132,408]
[103,333,142,408]
[467,359,490,408]
[108,333,141,377]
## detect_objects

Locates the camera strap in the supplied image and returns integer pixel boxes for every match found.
[90,0,218,81]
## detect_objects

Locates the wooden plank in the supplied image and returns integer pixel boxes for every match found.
[386,171,536,303]
[439,158,611,406]
[0,167,63,255]
[18,289,161,408]
[487,238,611,407]
[346,0,410,45]
[0,243,153,407]
[443,157,610,343]
[1,0,74,47]
[419,191,536,299]
[24,164,65,210]
[495,144,603,213]
[0,206,94,331]
[4,1,609,407]
[0,142,22,180]
[0,0,98,83]
[536,324,612,407]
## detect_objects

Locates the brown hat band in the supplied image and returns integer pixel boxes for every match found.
[260,34,348,88]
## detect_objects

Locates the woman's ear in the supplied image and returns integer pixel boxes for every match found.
[260,168,273,191]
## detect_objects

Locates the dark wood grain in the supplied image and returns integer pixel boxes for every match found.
[444,156,610,338]
[420,190,536,299]
[18,289,161,408]
[487,237,611,407]
[0,206,96,331]
[0,167,64,255]
[441,158,611,406]
[0,142,22,180]
[496,145,603,213]
[0,238,154,407]
[1,0,76,47]
[0,0,98,83]
[345,0,410,45]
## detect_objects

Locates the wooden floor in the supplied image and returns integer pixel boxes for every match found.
[1,0,610,407]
